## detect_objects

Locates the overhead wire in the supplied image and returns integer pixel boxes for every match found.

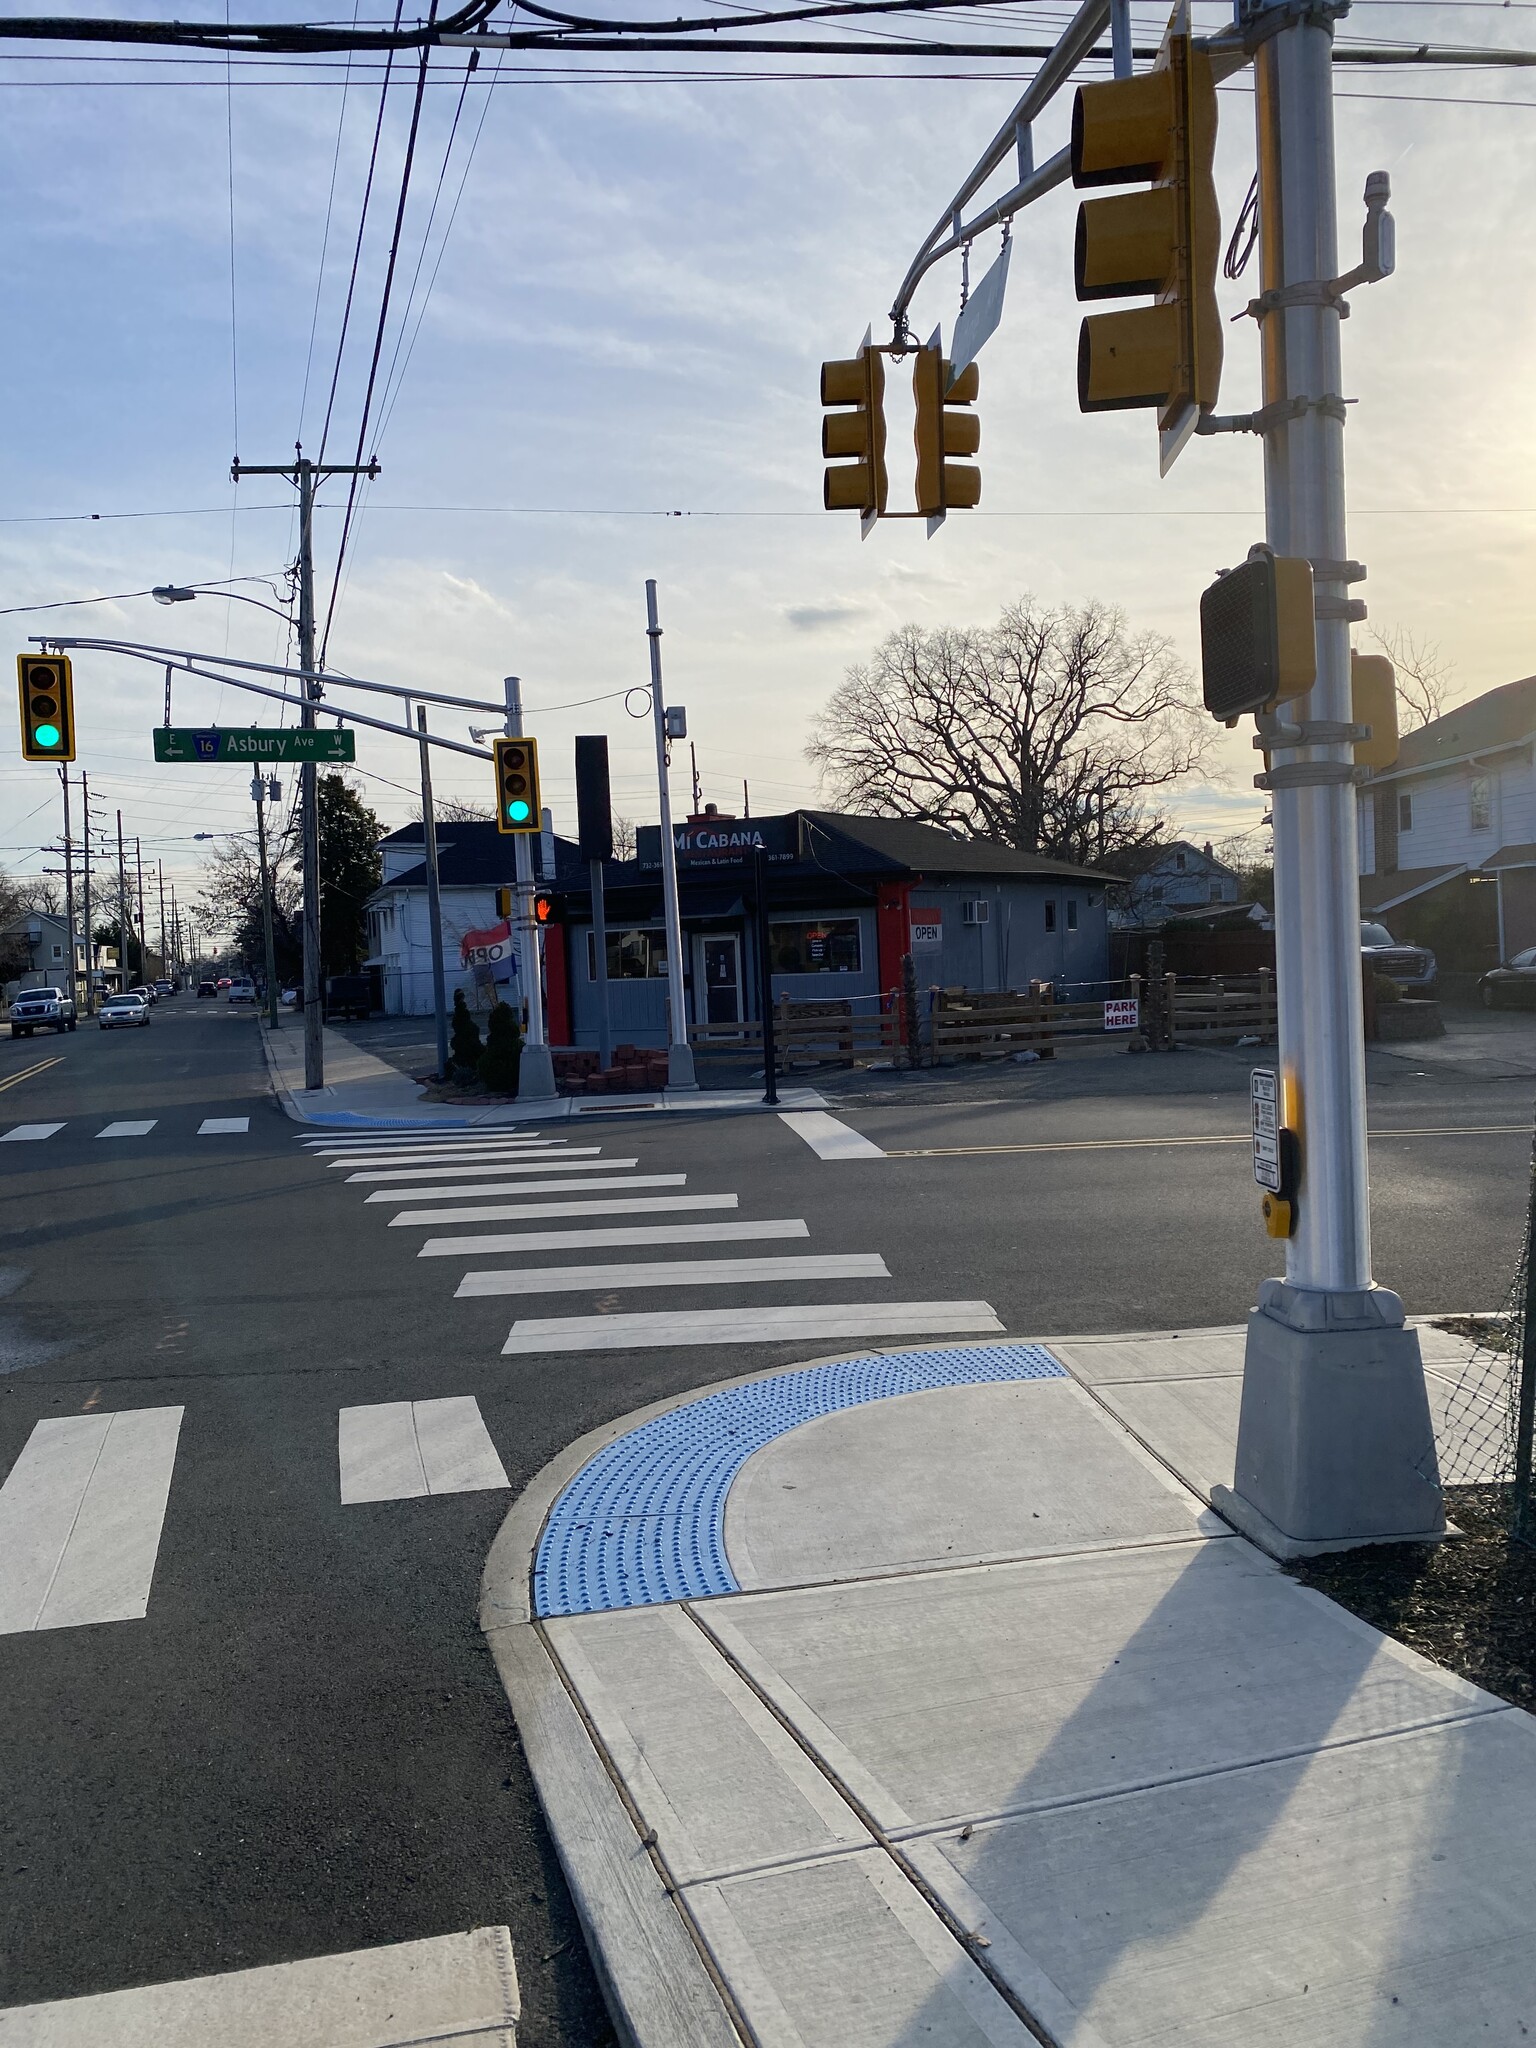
[298,0,364,441]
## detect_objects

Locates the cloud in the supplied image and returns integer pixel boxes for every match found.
[783,602,866,632]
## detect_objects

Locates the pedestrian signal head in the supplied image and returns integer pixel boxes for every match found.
[493,735,541,834]
[533,892,554,926]
[1199,549,1316,723]
[17,653,76,762]
[1351,652,1399,772]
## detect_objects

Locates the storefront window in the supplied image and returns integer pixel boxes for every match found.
[587,928,670,979]
[769,918,861,974]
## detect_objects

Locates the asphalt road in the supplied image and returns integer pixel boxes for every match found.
[0,1002,1530,2040]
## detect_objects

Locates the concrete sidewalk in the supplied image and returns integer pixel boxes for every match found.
[482,1323,1536,2048]
[258,1017,824,1127]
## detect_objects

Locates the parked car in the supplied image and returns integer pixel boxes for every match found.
[8,986,77,1038]
[227,979,257,1005]
[1478,947,1536,1008]
[130,983,157,1006]
[324,973,372,1022]
[154,979,173,997]
[99,993,150,1030]
[1361,921,1437,996]
[280,986,301,1009]
[197,980,218,999]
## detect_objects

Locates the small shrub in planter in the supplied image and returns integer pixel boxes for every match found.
[450,989,484,1079]
[1373,973,1402,1006]
[478,1001,523,1094]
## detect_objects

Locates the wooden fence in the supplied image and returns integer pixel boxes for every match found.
[687,974,1277,1065]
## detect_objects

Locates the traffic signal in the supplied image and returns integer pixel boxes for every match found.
[1071,29,1221,434]
[1351,653,1399,771]
[821,344,888,519]
[17,653,76,762]
[493,735,541,834]
[495,886,513,919]
[912,347,981,519]
[532,892,554,926]
[1199,549,1315,722]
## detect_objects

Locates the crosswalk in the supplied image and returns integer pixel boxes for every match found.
[2,1115,252,1143]
[314,1116,1001,1363]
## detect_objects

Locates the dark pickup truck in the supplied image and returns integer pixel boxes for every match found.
[324,974,373,1022]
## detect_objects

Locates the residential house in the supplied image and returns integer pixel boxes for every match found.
[1109,841,1242,929]
[1357,673,1536,970]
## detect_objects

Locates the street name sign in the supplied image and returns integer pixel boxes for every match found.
[1251,1067,1281,1191]
[153,727,356,764]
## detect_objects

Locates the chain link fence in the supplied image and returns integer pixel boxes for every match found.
[1430,1130,1536,1542]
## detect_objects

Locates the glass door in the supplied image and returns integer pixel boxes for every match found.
[698,934,743,1025]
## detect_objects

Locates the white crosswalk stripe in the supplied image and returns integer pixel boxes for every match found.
[502,1302,1005,1354]
[338,1397,508,1503]
[0,1122,65,1142]
[302,1128,546,1148]
[365,1173,686,1206]
[389,1192,736,1227]
[0,1407,184,1633]
[458,1252,888,1298]
[325,1144,579,1169]
[98,1120,157,1138]
[779,1110,886,1159]
[345,1153,616,1185]
[199,1117,251,1135]
[419,1218,806,1258]
[315,1116,1001,1369]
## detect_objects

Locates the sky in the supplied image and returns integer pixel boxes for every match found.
[0,0,1532,933]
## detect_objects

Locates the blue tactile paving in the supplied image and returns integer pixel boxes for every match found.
[534,1343,1066,1617]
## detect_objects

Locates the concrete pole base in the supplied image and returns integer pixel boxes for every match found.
[1211,1278,1446,1560]
[516,1043,558,1102]
[667,1043,699,1091]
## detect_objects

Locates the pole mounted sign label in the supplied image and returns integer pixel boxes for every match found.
[1251,1067,1281,1192]
[153,727,356,764]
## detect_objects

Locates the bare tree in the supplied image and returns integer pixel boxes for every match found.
[195,832,298,942]
[408,795,494,824]
[806,598,1212,868]
[612,814,637,861]
[1369,624,1453,733]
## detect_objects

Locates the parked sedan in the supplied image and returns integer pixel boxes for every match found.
[1479,947,1536,1008]
[99,994,150,1030]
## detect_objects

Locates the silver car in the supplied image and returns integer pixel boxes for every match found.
[99,994,150,1030]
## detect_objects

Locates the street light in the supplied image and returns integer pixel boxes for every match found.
[153,583,293,625]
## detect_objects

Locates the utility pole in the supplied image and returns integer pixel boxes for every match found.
[59,767,77,1011]
[415,706,450,1079]
[116,810,130,994]
[170,883,180,984]
[503,676,557,1101]
[157,860,168,985]
[1213,0,1442,1556]
[232,447,379,1092]
[81,773,93,1014]
[134,837,148,977]
[253,777,281,1029]
[645,581,697,1090]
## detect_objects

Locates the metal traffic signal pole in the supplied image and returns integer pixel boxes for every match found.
[504,676,557,1102]
[232,451,379,1092]
[253,781,281,1029]
[415,706,450,1080]
[1211,0,1443,1556]
[645,581,697,1091]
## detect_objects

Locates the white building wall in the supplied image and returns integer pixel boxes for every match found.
[368,885,522,1017]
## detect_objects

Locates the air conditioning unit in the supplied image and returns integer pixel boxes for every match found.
[961,899,990,926]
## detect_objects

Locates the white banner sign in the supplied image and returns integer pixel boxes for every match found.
[1103,999,1140,1031]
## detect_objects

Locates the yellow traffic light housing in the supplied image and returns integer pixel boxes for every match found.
[1351,652,1400,772]
[912,346,981,521]
[1071,28,1222,446]
[17,653,76,762]
[493,735,541,835]
[821,343,888,522]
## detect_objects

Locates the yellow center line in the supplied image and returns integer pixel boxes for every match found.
[0,1054,65,1094]
[884,1124,1531,1159]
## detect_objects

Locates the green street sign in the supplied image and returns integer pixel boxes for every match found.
[153,727,357,765]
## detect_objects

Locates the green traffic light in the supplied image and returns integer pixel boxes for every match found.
[507,799,531,822]
[33,723,61,750]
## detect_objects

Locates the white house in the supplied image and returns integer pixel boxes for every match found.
[365,823,532,1017]
[1110,841,1241,929]
[1357,673,1536,969]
